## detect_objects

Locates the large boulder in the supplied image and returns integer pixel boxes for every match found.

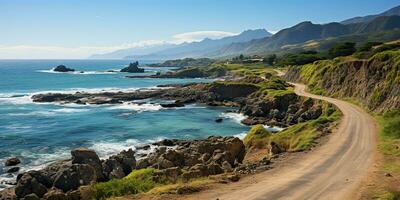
[5,157,20,166]
[53,164,97,192]
[111,149,136,175]
[120,61,144,73]
[15,171,49,198]
[102,158,125,180]
[53,65,74,72]
[71,148,103,181]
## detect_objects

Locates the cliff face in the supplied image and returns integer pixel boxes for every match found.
[285,50,400,112]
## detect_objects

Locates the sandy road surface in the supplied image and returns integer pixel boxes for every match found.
[180,83,377,200]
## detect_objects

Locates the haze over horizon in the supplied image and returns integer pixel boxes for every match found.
[1,0,399,59]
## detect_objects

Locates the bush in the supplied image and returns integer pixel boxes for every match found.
[93,168,158,200]
[276,51,325,66]
[358,41,383,52]
[243,124,271,148]
[328,42,356,58]
[373,43,400,54]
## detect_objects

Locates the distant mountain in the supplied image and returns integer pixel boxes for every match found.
[125,29,272,60]
[214,15,400,57]
[341,5,400,24]
[88,43,177,59]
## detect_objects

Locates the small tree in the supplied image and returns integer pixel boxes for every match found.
[328,42,356,58]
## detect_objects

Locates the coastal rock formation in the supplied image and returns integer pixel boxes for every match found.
[53,65,75,72]
[120,61,145,73]
[5,157,20,166]
[6,147,137,199]
[1,136,249,199]
[31,77,323,127]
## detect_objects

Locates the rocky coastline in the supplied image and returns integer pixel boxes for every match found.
[1,69,329,199]
[0,136,277,200]
[31,80,322,127]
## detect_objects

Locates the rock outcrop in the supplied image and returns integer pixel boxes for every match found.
[5,147,137,200]
[31,77,323,127]
[120,61,145,73]
[5,157,20,166]
[53,65,75,72]
[1,136,249,199]
[284,51,400,112]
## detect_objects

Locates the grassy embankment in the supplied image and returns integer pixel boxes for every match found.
[243,102,340,152]
[371,110,400,199]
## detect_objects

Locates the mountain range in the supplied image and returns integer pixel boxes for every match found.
[89,29,271,60]
[341,5,400,24]
[89,5,400,60]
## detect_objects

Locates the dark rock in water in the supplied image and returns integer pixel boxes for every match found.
[136,144,151,150]
[5,157,20,166]
[53,65,75,72]
[215,118,223,123]
[153,139,175,146]
[120,61,145,73]
[160,102,185,108]
[7,167,20,173]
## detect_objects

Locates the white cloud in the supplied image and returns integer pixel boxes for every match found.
[0,40,168,59]
[0,30,238,59]
[172,31,237,43]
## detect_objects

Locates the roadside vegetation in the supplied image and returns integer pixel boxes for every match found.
[244,102,340,152]
[280,41,399,199]
[371,110,400,200]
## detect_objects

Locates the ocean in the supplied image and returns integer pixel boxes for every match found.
[0,59,250,189]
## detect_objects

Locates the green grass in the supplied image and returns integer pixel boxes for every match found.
[243,124,271,148]
[92,168,159,199]
[244,103,340,151]
[377,109,400,157]
[369,109,400,200]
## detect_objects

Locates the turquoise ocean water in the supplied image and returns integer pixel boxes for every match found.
[0,60,250,189]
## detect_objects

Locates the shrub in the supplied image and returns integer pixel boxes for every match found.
[93,168,158,200]
[243,124,271,148]
[276,51,325,66]
[358,41,383,52]
[328,42,356,58]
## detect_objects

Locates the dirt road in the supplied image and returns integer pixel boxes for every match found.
[181,83,377,200]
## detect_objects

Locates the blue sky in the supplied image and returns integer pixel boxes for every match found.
[0,0,399,58]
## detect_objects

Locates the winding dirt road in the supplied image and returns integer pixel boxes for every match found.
[182,83,377,200]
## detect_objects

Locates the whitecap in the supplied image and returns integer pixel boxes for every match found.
[53,108,89,113]
[0,95,32,105]
[89,139,141,159]
[37,69,117,75]
[234,131,248,140]
[108,102,162,113]
[219,112,247,124]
